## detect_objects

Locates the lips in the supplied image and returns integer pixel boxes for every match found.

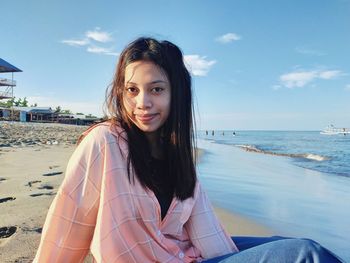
[135,113,159,123]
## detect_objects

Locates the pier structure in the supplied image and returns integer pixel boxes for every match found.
[0,58,22,100]
[0,58,22,120]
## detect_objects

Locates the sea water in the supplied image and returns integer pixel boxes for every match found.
[199,130,350,177]
[196,131,350,262]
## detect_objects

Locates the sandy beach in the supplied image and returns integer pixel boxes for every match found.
[0,122,273,262]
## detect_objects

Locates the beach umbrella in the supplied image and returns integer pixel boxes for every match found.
[0,58,22,73]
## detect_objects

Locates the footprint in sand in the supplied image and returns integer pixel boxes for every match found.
[37,184,54,190]
[49,165,60,169]
[0,226,17,247]
[25,180,41,187]
[42,171,63,176]
[30,192,55,197]
[0,226,17,238]
[14,257,32,263]
[0,197,16,203]
[21,226,42,234]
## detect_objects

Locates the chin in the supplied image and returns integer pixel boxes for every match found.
[136,124,160,133]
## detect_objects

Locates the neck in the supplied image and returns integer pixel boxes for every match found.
[145,131,163,159]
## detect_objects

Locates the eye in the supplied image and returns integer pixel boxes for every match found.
[151,87,164,93]
[125,86,138,94]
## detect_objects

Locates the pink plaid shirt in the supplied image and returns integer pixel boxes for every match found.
[34,122,238,262]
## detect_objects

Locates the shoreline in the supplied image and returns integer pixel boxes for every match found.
[197,138,349,262]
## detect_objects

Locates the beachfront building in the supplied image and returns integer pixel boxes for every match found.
[10,106,55,122]
[0,106,10,119]
[57,113,101,125]
[1,105,101,124]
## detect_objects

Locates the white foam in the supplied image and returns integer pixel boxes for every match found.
[304,154,327,162]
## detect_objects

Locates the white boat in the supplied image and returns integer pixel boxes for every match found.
[320,125,350,135]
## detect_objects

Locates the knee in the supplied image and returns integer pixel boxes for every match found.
[285,238,320,252]
[283,238,337,262]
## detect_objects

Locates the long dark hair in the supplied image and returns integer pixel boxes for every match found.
[104,37,196,200]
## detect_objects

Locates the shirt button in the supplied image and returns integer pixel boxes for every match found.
[179,252,184,259]
[157,230,161,236]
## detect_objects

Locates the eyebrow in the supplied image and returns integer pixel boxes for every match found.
[126,80,168,85]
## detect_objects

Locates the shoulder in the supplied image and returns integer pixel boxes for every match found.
[70,121,128,166]
[79,121,128,150]
[62,122,128,193]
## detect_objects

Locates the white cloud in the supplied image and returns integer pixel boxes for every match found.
[61,39,89,47]
[215,33,241,44]
[87,46,119,56]
[27,96,103,117]
[295,47,325,56]
[87,46,109,54]
[105,51,119,56]
[318,70,342,79]
[86,28,112,43]
[279,69,343,88]
[184,55,216,76]
[61,27,117,56]
[345,84,350,91]
[280,71,318,88]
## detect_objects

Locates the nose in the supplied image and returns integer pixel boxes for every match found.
[136,91,152,110]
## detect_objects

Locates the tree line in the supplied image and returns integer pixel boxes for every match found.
[0,97,97,118]
[0,97,35,107]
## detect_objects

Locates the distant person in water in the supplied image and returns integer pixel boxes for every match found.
[34,37,345,262]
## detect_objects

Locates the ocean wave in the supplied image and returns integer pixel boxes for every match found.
[304,154,328,161]
[237,144,329,162]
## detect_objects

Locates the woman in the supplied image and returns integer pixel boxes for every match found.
[34,37,344,262]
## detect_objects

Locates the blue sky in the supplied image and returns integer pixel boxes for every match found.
[1,0,349,130]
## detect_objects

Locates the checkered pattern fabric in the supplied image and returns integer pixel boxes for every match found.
[34,123,238,262]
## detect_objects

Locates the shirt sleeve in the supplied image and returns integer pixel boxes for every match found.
[185,182,239,259]
[33,129,104,263]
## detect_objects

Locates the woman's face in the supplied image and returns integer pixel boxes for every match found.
[123,61,171,134]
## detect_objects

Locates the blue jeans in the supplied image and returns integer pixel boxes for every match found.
[203,236,345,263]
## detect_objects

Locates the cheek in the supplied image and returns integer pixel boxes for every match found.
[123,97,134,113]
[162,95,171,116]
